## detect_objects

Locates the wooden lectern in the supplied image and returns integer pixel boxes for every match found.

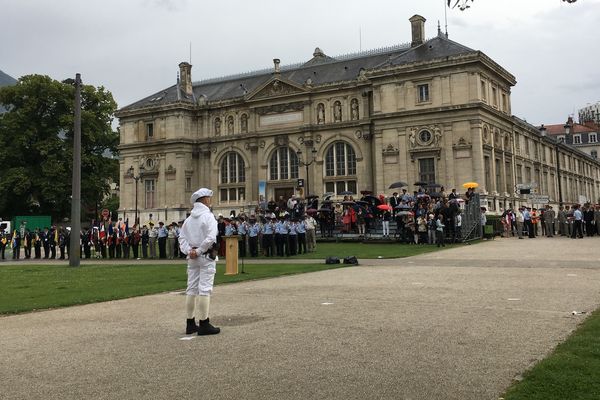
[224,235,239,275]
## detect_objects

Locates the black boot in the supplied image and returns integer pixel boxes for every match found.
[197,318,220,336]
[186,318,198,334]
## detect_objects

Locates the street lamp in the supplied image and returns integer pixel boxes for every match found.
[296,147,318,197]
[127,165,145,225]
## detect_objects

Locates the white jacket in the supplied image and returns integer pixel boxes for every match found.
[178,202,218,256]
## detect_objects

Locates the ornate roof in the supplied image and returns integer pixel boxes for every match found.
[118,35,477,113]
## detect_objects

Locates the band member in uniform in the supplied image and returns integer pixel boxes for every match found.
[179,188,221,336]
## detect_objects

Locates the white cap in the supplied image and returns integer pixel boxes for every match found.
[190,188,213,204]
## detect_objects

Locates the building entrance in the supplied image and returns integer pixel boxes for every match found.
[274,187,295,203]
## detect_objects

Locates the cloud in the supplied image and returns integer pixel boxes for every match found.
[142,0,187,11]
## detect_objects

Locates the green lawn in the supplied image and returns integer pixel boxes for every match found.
[251,241,453,260]
[502,309,600,400]
[0,262,346,315]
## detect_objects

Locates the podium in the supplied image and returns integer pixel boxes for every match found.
[224,235,239,275]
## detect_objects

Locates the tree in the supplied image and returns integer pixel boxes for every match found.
[0,74,119,221]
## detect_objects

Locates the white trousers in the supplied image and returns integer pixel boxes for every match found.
[382,221,390,236]
[186,258,216,296]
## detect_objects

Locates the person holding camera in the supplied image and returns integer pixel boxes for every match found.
[178,188,220,336]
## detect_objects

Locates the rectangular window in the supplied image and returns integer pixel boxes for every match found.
[505,161,512,194]
[589,133,597,143]
[492,87,498,107]
[144,179,155,209]
[185,177,191,191]
[542,146,546,162]
[495,159,502,192]
[574,135,581,144]
[502,93,507,112]
[484,156,491,191]
[516,164,523,184]
[220,187,245,203]
[481,80,487,101]
[525,167,531,183]
[324,180,357,196]
[418,158,435,184]
[417,84,429,103]
[525,138,530,155]
[146,123,154,139]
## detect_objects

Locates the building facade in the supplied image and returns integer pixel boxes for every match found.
[116,15,600,222]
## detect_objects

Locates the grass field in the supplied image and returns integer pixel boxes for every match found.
[502,308,600,400]
[0,262,347,315]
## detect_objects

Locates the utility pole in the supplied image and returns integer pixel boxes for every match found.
[69,73,82,267]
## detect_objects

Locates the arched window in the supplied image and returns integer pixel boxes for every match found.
[269,147,299,181]
[220,152,246,203]
[324,141,357,195]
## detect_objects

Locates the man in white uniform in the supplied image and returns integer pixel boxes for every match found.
[178,188,220,336]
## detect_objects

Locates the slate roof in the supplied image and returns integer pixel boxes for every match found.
[0,69,17,87]
[119,33,477,113]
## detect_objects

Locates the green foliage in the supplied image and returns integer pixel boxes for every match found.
[0,74,119,221]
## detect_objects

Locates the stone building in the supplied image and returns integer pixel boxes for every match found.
[116,15,600,222]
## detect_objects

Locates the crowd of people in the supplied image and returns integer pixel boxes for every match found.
[497,203,600,239]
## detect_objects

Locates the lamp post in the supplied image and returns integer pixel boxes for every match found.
[127,165,145,225]
[296,147,318,197]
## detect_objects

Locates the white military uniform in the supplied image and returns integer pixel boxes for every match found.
[179,200,218,296]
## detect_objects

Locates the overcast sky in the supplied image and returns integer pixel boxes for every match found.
[2,0,599,126]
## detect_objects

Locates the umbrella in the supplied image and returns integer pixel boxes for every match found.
[394,204,412,210]
[414,181,428,187]
[317,208,332,213]
[339,190,354,195]
[306,208,318,214]
[429,192,443,198]
[342,201,355,206]
[305,194,319,199]
[388,181,408,189]
[396,211,413,216]
[462,182,479,189]
[323,192,335,197]
[355,200,369,205]
[362,195,382,205]
[425,183,442,189]
[360,190,373,195]
[377,204,392,211]
[321,200,333,204]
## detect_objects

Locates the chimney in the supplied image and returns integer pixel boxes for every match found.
[409,15,426,47]
[273,58,281,74]
[178,62,193,96]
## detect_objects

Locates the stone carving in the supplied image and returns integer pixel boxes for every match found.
[382,144,399,155]
[351,99,359,120]
[240,114,248,133]
[227,116,234,135]
[214,117,221,136]
[255,101,305,115]
[482,126,490,144]
[333,101,342,122]
[433,126,442,146]
[253,80,303,99]
[354,130,362,139]
[166,164,176,174]
[409,128,417,148]
[275,135,289,146]
[317,103,325,124]
[315,134,322,143]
